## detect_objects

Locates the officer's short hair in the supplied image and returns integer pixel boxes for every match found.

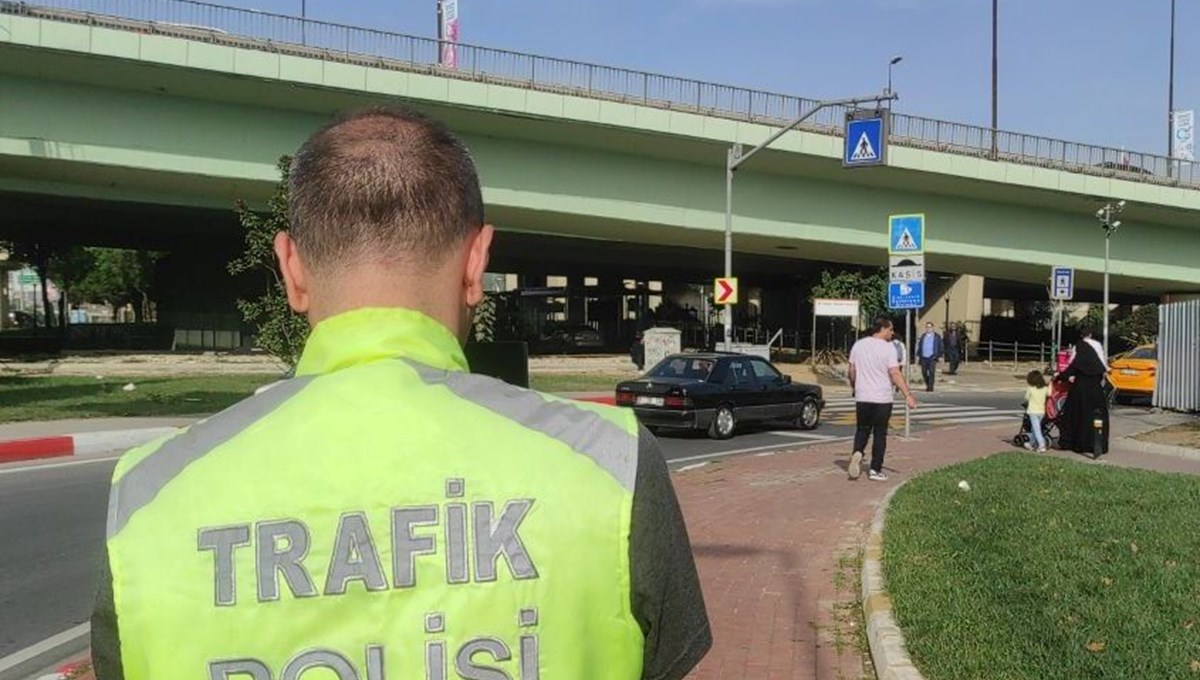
[871,316,894,334]
[288,106,485,270]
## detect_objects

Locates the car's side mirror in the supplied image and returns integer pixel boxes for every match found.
[782,375,792,385]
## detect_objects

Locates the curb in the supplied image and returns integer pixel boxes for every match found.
[862,482,926,680]
[0,428,179,465]
[1114,435,1200,462]
[0,624,89,680]
[573,396,615,406]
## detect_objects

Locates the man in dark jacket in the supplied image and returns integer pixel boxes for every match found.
[917,321,943,392]
[944,325,962,375]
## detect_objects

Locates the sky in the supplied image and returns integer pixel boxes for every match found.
[238,0,1193,156]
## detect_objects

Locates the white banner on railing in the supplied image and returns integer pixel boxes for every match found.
[1174,110,1194,161]
[439,0,459,69]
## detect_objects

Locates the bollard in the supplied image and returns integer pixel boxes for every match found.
[1092,410,1106,459]
[1013,342,1018,367]
[988,340,994,363]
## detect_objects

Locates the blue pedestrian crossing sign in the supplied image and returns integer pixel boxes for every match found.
[1050,266,1074,300]
[888,214,925,255]
[888,280,925,310]
[844,116,886,167]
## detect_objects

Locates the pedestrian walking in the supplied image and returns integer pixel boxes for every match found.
[945,325,962,375]
[848,317,919,482]
[916,321,943,392]
[1023,369,1050,452]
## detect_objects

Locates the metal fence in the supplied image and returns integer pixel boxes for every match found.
[972,339,1057,367]
[1154,299,1200,412]
[5,0,1199,190]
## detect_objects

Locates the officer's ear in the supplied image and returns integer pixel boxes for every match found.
[463,224,494,308]
[274,232,311,314]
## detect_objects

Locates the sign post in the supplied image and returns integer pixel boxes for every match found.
[722,90,896,351]
[1049,265,1074,366]
[887,214,927,438]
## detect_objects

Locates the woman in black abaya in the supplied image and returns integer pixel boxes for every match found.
[1056,328,1110,457]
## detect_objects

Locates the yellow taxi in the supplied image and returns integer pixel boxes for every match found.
[1107,344,1157,402]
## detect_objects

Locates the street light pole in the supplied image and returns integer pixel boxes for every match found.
[1095,200,1125,359]
[1168,0,1177,176]
[991,0,999,159]
[722,89,898,351]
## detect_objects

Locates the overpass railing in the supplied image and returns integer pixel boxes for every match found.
[4,0,1199,190]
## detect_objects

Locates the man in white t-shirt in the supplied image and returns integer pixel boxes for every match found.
[847,316,919,481]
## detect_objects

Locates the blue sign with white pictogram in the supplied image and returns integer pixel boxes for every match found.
[1051,266,1074,300]
[844,116,886,167]
[888,214,924,255]
[888,280,925,310]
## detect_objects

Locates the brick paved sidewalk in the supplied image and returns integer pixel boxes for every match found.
[671,423,1020,680]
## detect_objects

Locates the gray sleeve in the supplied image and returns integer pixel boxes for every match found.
[90,546,125,680]
[629,426,712,680]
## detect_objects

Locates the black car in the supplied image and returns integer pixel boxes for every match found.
[615,353,824,439]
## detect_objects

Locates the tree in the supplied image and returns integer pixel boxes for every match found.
[1114,304,1158,347]
[47,246,96,329]
[0,238,56,328]
[470,293,498,344]
[75,248,163,322]
[228,156,310,368]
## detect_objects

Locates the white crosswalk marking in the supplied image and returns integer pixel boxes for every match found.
[815,398,1023,430]
[764,431,841,440]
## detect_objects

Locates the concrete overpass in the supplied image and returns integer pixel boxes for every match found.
[2,1,1199,346]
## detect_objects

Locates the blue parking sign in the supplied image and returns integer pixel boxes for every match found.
[888,281,925,310]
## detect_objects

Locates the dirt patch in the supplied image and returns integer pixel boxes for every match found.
[0,352,288,377]
[1135,421,1200,449]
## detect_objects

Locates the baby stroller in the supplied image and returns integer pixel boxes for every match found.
[1012,381,1067,449]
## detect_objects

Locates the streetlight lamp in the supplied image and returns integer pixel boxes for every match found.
[1094,200,1126,359]
[887,56,903,97]
[722,89,897,351]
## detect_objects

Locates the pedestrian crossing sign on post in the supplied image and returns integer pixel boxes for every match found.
[843,111,887,168]
[1050,265,1074,300]
[888,214,925,255]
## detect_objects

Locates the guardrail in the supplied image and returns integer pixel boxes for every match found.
[4,0,1198,190]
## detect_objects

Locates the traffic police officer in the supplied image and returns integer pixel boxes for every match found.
[91,107,711,679]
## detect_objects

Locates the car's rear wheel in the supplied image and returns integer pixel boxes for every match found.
[709,405,736,440]
[797,398,821,430]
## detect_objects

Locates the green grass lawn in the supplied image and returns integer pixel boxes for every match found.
[884,453,1200,680]
[0,372,623,423]
[528,373,630,393]
[0,374,283,423]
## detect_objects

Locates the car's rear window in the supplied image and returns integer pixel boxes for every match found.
[1126,347,1157,360]
[648,358,715,380]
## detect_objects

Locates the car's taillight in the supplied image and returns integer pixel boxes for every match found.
[616,392,635,406]
[664,390,693,409]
